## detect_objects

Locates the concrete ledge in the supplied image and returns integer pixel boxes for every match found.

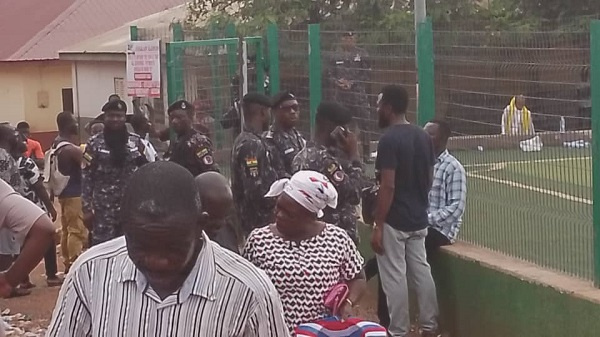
[442,242,600,304]
[432,242,600,337]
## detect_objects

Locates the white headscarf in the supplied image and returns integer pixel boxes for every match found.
[265,170,338,218]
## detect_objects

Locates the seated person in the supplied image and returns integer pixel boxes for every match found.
[501,95,535,135]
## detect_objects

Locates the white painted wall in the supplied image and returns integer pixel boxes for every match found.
[72,61,131,120]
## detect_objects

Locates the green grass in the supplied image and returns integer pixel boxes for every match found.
[453,147,593,280]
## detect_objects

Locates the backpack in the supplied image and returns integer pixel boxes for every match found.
[295,317,387,337]
[43,141,75,196]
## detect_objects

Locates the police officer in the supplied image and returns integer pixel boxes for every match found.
[231,93,278,236]
[263,91,306,178]
[166,100,219,176]
[328,31,373,163]
[292,101,366,243]
[82,100,147,246]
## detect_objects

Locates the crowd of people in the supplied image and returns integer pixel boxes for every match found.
[0,83,467,337]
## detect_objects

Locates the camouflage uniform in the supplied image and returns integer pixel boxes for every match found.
[167,129,219,176]
[292,142,365,242]
[231,128,279,236]
[82,133,147,245]
[327,46,374,159]
[263,125,306,178]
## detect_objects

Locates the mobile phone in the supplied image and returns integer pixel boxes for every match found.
[330,126,348,141]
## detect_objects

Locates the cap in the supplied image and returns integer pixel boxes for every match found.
[271,91,297,109]
[167,100,194,115]
[101,99,127,113]
[343,31,355,37]
[242,93,271,107]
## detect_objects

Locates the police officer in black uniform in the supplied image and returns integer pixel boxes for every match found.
[263,91,306,178]
[231,93,278,236]
[292,101,367,243]
[166,100,219,176]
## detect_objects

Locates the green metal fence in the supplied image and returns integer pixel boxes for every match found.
[155,20,600,284]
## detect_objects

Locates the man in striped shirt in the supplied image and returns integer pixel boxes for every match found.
[47,162,290,337]
[423,120,467,252]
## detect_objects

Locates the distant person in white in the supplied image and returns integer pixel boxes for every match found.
[130,114,158,162]
[47,162,290,337]
[501,95,535,135]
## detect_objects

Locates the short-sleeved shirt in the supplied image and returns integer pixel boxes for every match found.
[16,156,46,212]
[375,124,435,232]
[0,179,45,246]
[243,224,364,332]
[25,138,44,159]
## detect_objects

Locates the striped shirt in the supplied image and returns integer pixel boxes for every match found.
[46,234,290,337]
[428,150,467,242]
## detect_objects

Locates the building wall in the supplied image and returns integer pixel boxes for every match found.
[0,61,71,132]
[72,60,130,121]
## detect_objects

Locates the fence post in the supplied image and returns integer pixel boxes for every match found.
[308,24,322,136]
[226,23,238,82]
[267,24,281,95]
[416,17,435,126]
[591,20,600,287]
[167,23,185,105]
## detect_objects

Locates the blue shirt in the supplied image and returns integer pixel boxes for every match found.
[428,150,467,242]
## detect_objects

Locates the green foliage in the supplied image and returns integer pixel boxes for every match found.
[184,0,598,33]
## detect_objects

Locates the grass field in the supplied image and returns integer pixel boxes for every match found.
[453,146,593,280]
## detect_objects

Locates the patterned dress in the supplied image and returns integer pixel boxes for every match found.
[243,224,364,332]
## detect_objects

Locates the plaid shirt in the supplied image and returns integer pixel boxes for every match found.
[428,150,467,242]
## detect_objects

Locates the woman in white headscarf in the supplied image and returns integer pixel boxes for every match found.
[243,170,367,332]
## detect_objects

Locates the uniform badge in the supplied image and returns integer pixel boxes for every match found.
[82,152,93,169]
[181,102,186,109]
[284,148,295,155]
[202,155,214,166]
[327,162,338,174]
[354,54,361,62]
[118,102,123,110]
[249,167,259,177]
[196,147,209,159]
[245,157,258,167]
[332,169,344,183]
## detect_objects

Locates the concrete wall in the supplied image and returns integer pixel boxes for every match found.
[72,60,131,120]
[433,243,600,337]
[0,61,72,132]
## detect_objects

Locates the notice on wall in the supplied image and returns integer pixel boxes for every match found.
[126,39,161,98]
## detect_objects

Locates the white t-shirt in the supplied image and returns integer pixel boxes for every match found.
[0,179,45,246]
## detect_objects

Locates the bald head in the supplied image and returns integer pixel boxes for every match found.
[195,172,233,235]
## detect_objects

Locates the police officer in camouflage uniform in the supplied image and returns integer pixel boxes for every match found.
[292,101,366,243]
[166,100,219,176]
[263,91,306,179]
[328,31,373,163]
[231,93,278,236]
[82,100,147,246]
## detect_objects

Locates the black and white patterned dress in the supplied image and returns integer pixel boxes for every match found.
[243,223,364,332]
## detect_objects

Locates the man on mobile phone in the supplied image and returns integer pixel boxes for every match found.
[292,101,367,243]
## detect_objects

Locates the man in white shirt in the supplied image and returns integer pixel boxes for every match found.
[501,95,535,135]
[47,162,289,337]
[130,114,158,162]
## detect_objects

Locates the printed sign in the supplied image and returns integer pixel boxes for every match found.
[126,40,161,97]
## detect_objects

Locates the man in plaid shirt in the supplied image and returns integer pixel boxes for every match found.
[424,120,467,252]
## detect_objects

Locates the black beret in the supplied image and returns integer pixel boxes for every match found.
[316,101,352,126]
[242,93,271,107]
[101,99,127,113]
[343,31,355,37]
[168,100,194,114]
[271,91,297,109]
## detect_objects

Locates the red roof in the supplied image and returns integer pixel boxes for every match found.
[0,0,76,60]
[1,0,186,61]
